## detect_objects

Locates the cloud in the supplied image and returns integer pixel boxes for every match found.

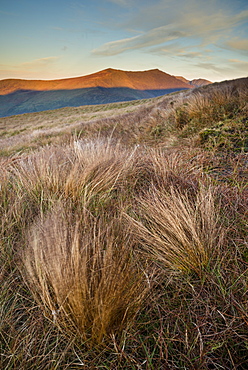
[177,51,204,59]
[92,27,187,56]
[185,8,248,33]
[229,59,248,72]
[151,42,212,59]
[0,57,61,79]
[0,57,60,71]
[92,36,139,56]
[193,62,226,74]
[123,1,248,33]
[92,1,248,57]
[191,59,248,80]
[225,37,248,53]
[20,57,60,69]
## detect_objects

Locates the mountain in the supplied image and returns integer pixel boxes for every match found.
[0,68,209,117]
[189,79,212,87]
[174,76,190,84]
[174,75,212,87]
[0,69,191,95]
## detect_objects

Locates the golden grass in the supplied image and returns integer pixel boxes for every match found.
[64,139,138,204]
[22,204,148,345]
[3,140,210,347]
[172,79,248,132]
[1,78,248,368]
[128,186,224,275]
[0,98,156,156]
[3,140,149,347]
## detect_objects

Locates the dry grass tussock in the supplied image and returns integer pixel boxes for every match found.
[22,204,148,345]
[1,135,248,367]
[65,139,139,203]
[128,186,224,275]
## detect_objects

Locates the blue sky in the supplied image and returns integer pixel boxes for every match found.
[0,0,247,81]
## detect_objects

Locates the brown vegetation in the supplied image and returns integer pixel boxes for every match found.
[0,78,247,369]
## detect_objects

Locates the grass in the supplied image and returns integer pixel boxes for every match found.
[171,78,248,141]
[0,98,152,156]
[0,78,248,369]
[23,206,148,345]
[128,185,224,276]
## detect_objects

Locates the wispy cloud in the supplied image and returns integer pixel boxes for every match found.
[193,62,227,74]
[0,57,61,79]
[92,36,139,56]
[229,59,248,72]
[190,58,248,80]
[92,3,248,57]
[1,57,60,71]
[92,27,187,56]
[225,37,248,53]
[151,42,212,60]
[51,26,63,31]
[177,51,205,59]
[20,57,60,69]
[122,0,248,33]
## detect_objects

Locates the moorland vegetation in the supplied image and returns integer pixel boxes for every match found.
[0,77,247,369]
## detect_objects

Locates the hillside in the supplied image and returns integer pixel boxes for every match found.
[0,68,211,117]
[0,86,187,117]
[0,68,191,95]
[0,76,247,157]
[0,77,247,369]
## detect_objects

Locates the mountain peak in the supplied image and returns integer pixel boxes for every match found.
[0,68,193,95]
[189,78,212,87]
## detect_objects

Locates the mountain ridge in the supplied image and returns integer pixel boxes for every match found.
[0,68,212,117]
[0,68,210,95]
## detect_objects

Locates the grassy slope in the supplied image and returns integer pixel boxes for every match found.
[0,87,189,118]
[0,87,163,117]
[0,78,247,369]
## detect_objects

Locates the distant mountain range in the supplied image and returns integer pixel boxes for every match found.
[0,68,212,117]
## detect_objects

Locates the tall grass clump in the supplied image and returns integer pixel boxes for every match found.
[21,203,148,345]
[64,138,138,207]
[128,185,224,276]
[9,145,73,203]
[144,147,202,193]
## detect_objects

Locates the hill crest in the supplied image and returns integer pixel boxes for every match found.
[0,68,196,95]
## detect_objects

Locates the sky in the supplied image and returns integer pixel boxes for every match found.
[0,0,247,82]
